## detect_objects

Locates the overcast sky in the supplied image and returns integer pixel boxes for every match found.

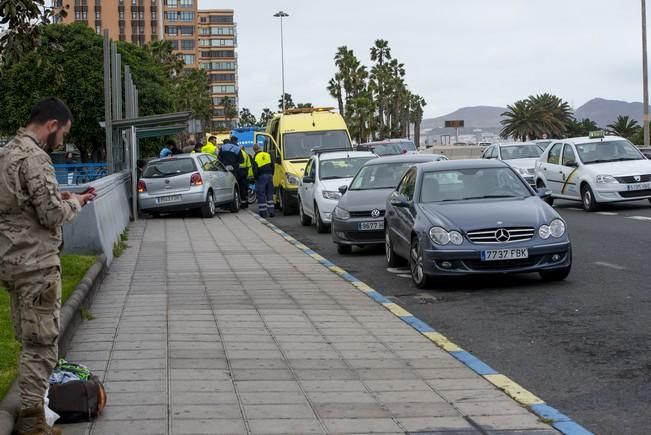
[203,0,647,119]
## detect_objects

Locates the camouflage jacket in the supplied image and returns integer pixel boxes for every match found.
[0,128,82,278]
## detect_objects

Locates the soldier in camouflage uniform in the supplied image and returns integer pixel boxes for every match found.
[0,98,95,435]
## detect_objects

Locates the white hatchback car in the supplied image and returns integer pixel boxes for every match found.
[481,142,545,186]
[298,150,376,232]
[535,133,651,211]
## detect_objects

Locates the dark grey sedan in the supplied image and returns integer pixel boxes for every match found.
[385,159,571,288]
[331,154,447,254]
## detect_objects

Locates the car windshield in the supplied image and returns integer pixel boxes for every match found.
[420,167,532,203]
[575,140,644,164]
[500,144,543,159]
[349,162,412,190]
[319,156,375,180]
[283,130,352,160]
[370,143,402,156]
[395,141,417,152]
[142,158,197,178]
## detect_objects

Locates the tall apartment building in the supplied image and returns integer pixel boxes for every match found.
[53,1,237,130]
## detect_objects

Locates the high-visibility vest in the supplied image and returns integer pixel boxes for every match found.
[254,151,272,169]
[201,142,217,155]
[241,149,253,178]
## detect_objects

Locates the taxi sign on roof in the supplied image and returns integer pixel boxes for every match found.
[589,130,605,139]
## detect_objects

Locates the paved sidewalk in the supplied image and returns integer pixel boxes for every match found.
[60,213,557,435]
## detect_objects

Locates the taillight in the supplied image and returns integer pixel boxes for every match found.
[137,180,146,193]
[190,172,203,186]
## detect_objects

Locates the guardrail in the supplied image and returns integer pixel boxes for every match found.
[53,163,108,185]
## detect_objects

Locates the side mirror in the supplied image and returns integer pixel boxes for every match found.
[338,185,348,195]
[302,176,314,184]
[390,194,411,207]
[537,188,553,199]
[564,160,578,168]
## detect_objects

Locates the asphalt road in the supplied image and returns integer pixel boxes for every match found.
[266,199,651,435]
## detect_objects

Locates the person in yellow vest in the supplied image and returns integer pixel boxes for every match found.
[201,136,217,155]
[238,145,253,209]
[252,143,275,218]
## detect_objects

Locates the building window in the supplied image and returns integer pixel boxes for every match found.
[179,0,193,8]
[200,38,234,47]
[208,15,233,24]
[209,73,235,82]
[181,40,194,50]
[200,61,236,70]
[164,0,177,6]
[165,11,193,21]
[212,96,237,106]
[199,26,234,36]
[95,25,101,33]
[212,85,235,94]
[95,11,100,20]
[165,25,177,35]
[169,39,179,49]
[201,50,234,59]
[182,54,195,65]
[119,10,124,19]
[179,25,193,35]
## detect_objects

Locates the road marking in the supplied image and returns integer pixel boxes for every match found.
[626,215,651,221]
[594,261,626,271]
[596,211,618,216]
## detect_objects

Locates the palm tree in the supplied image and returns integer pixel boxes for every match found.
[370,39,391,66]
[327,76,344,114]
[500,100,540,141]
[220,96,237,128]
[607,115,640,139]
[527,93,573,138]
[410,94,426,147]
[146,40,184,77]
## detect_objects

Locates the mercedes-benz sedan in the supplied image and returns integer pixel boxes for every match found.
[385,159,571,288]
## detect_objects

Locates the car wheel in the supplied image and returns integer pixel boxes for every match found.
[537,180,554,206]
[200,190,216,218]
[281,189,296,215]
[315,203,329,233]
[581,183,599,211]
[299,198,312,226]
[275,187,283,211]
[337,244,352,255]
[385,230,404,267]
[247,186,256,204]
[539,265,571,281]
[410,237,431,289]
[230,189,240,213]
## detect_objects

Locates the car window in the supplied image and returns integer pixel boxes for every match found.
[349,162,412,190]
[304,159,314,179]
[282,130,352,160]
[319,157,375,180]
[197,155,212,171]
[142,158,197,178]
[397,169,417,200]
[562,145,577,166]
[482,146,492,159]
[212,160,227,172]
[575,140,644,164]
[420,167,531,203]
[547,143,562,164]
[500,145,544,160]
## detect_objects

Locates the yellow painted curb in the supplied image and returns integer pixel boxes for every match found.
[382,302,412,317]
[422,332,463,352]
[484,374,544,406]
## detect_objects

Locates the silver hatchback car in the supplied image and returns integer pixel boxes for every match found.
[138,153,240,218]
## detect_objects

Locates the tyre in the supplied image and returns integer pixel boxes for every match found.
[247,187,256,204]
[315,204,329,233]
[537,180,554,206]
[275,188,283,211]
[581,183,599,211]
[200,190,216,218]
[337,244,352,255]
[385,230,404,267]
[539,266,571,281]
[281,189,296,215]
[299,198,312,226]
[409,237,431,289]
[229,189,240,213]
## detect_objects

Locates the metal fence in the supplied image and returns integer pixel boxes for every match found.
[53,163,108,185]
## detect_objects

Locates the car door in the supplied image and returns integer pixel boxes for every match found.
[196,155,217,195]
[210,158,233,203]
[559,143,580,198]
[541,142,564,194]
[389,168,417,257]
[254,132,282,192]
[301,158,316,217]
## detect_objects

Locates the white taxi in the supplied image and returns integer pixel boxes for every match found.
[535,132,651,211]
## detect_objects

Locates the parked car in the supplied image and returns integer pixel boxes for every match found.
[138,153,240,218]
[298,150,376,233]
[535,133,651,210]
[331,153,447,254]
[357,139,418,156]
[385,159,571,288]
[481,142,544,186]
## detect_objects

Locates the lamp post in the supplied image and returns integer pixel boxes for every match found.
[643,0,649,146]
[274,11,289,113]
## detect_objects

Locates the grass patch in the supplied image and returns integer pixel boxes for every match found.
[113,229,129,258]
[0,255,96,400]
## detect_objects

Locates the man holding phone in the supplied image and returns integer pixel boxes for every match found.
[0,98,95,435]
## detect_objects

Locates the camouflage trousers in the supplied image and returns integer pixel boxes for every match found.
[3,267,61,409]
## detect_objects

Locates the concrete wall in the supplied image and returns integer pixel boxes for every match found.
[62,171,131,265]
[421,145,486,160]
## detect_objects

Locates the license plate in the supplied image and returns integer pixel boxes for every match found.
[626,182,651,191]
[358,221,384,231]
[156,194,182,204]
[481,248,528,262]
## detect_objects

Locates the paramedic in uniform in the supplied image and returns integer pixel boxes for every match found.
[0,98,95,435]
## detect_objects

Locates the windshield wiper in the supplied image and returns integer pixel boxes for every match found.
[320,176,347,180]
[585,158,639,164]
[460,195,520,200]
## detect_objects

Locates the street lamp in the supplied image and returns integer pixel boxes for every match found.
[643,0,649,146]
[274,10,289,113]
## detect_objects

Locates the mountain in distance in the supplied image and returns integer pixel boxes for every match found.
[574,98,643,127]
[420,98,644,131]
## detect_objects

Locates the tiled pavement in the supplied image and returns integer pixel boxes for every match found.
[59,213,557,435]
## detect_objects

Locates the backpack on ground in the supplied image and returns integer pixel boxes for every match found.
[47,360,106,423]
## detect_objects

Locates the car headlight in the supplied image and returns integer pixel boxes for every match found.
[549,218,566,238]
[538,225,551,239]
[333,206,350,220]
[595,174,618,184]
[429,227,464,245]
[322,190,341,200]
[286,173,300,186]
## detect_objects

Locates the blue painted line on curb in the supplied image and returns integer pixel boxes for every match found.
[450,350,498,375]
[249,211,594,435]
[401,316,436,333]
